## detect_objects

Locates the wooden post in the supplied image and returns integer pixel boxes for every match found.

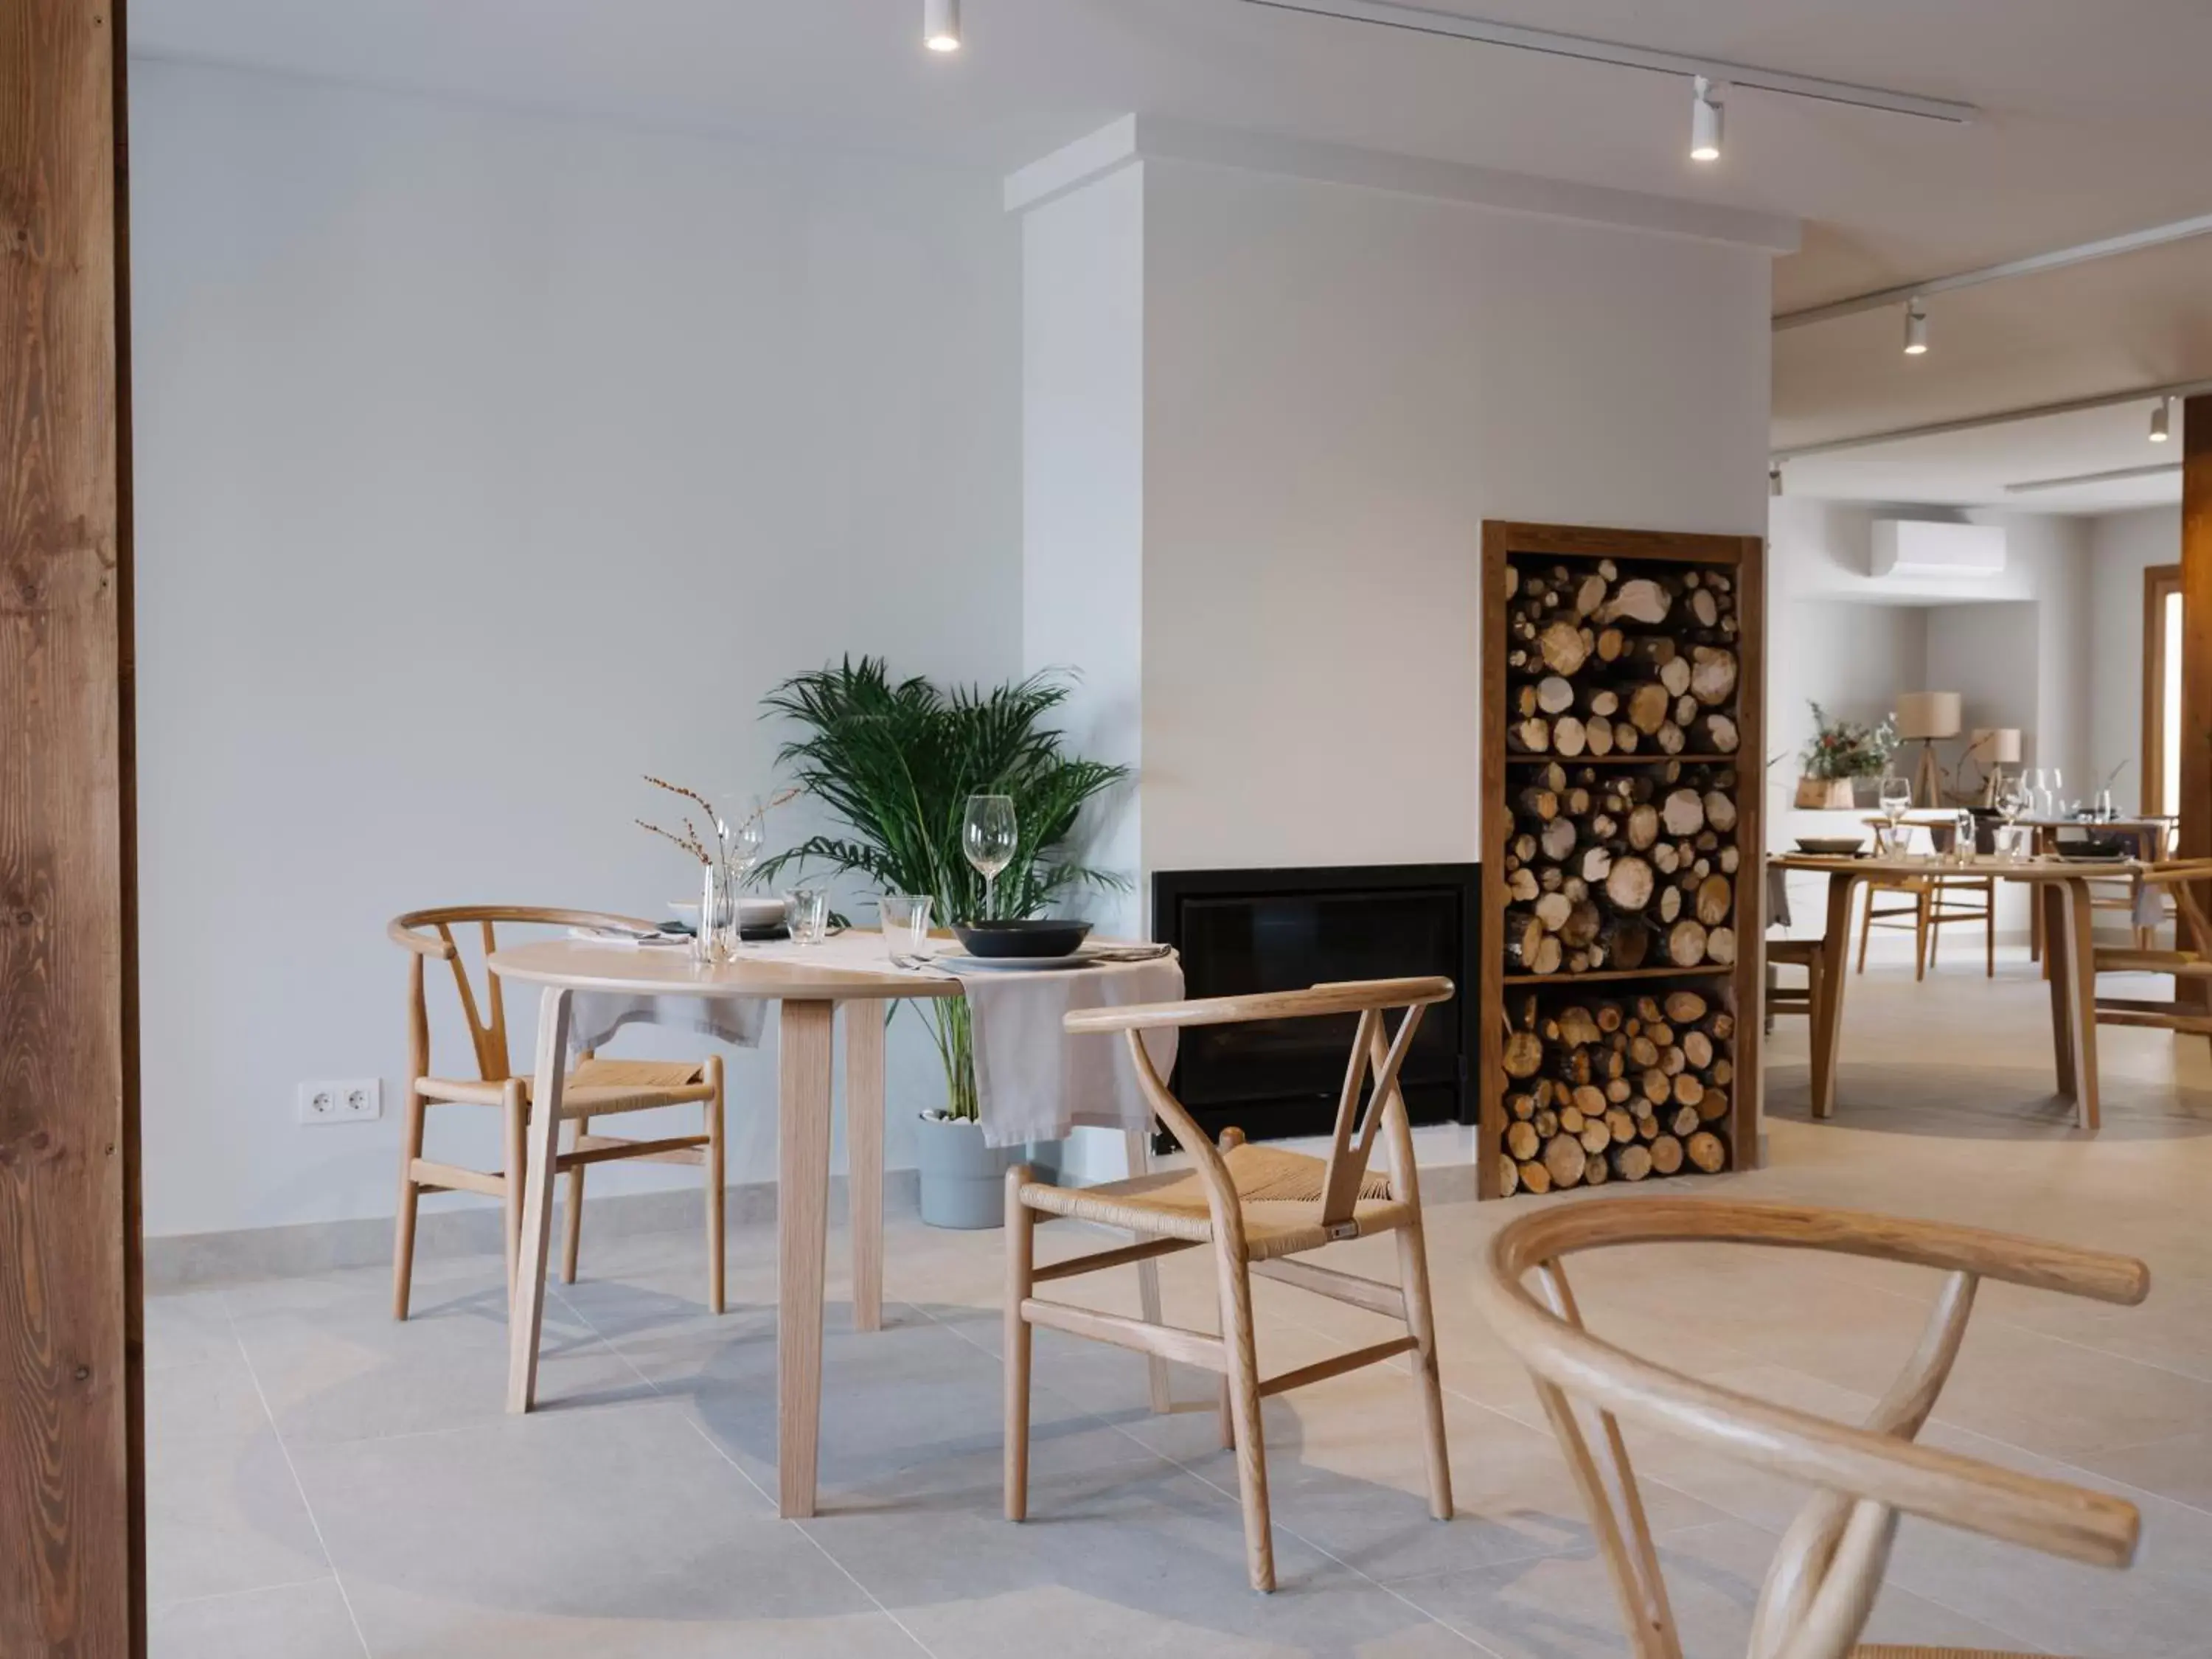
[1,0,143,1652]
[2181,395,2212,1007]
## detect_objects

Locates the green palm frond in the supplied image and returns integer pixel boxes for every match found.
[757,657,1133,1119]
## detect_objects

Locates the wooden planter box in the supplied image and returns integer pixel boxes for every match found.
[1794,776,1856,810]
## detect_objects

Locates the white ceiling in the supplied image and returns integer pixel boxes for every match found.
[131,0,2212,509]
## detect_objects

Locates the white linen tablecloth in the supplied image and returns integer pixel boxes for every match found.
[560,933,1180,1147]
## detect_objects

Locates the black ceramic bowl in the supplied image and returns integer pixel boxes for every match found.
[953,919,1094,959]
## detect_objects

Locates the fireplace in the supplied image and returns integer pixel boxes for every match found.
[1150,863,1480,1145]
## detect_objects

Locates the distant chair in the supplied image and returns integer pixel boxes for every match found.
[388,906,726,1318]
[1005,978,1457,1593]
[1472,1194,2147,1659]
[2091,858,2212,1058]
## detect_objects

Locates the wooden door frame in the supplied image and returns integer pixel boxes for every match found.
[2143,563,2182,821]
[1,1,144,1652]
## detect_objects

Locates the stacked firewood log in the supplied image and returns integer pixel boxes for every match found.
[1501,759,1741,976]
[1503,560,1740,761]
[1496,989,1734,1195]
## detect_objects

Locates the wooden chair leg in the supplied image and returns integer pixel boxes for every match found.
[1927,889,1941,970]
[560,1115,587,1286]
[501,1080,527,1304]
[392,1085,428,1321]
[1985,880,1996,978]
[1913,891,1930,980]
[1004,1164,1034,1522]
[1215,1242,1274,1593]
[1395,1214,1454,1521]
[1764,961,1778,1035]
[704,1054,726,1316]
[1126,1126,1173,1414]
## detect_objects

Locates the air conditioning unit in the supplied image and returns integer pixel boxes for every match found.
[1869,519,2007,580]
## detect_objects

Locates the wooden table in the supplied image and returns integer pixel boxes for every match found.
[1773,854,2142,1131]
[486,938,959,1519]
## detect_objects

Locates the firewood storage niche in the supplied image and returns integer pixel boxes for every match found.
[1478,521,1765,1200]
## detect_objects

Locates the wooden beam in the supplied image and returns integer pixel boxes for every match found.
[2180,396,2212,1009]
[0,0,142,1652]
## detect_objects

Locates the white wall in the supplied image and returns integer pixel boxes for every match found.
[1131,156,1774,877]
[132,61,1023,1237]
[1020,164,1147,940]
[2087,506,2181,814]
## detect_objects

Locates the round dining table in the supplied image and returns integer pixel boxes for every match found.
[1772,852,2140,1131]
[486,937,959,1520]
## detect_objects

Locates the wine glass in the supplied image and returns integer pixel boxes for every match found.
[963,794,1018,921]
[1954,808,1976,864]
[1877,776,1911,852]
[2021,768,2047,821]
[2047,768,2065,818]
[714,794,767,954]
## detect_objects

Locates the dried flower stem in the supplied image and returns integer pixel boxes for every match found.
[635,818,709,864]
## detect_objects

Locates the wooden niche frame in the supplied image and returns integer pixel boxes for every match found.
[1477,522,1765,1200]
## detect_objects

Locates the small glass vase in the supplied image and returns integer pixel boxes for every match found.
[694,860,739,964]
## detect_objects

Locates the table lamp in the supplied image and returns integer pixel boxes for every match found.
[1894,692,1963,807]
[1965,727,2023,807]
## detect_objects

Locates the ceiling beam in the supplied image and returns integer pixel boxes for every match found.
[2004,462,2182,495]
[1771,376,2212,464]
[1235,0,1978,122]
[1775,212,2212,331]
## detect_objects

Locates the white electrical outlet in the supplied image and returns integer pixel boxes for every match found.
[298,1079,382,1124]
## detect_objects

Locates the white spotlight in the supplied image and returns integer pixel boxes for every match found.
[1903,299,1929,355]
[924,0,960,52]
[1769,463,1784,498]
[2151,399,2171,442]
[1690,77,1724,161]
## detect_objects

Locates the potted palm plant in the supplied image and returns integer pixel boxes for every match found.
[757,658,1130,1227]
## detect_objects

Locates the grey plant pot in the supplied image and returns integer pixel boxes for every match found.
[914,1113,1015,1229]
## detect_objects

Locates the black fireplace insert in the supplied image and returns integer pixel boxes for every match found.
[1150,863,1480,1146]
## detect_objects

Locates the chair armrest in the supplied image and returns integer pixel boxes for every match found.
[388,916,457,959]
[1064,976,1453,1034]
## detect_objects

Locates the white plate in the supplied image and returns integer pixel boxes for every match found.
[934,951,1096,972]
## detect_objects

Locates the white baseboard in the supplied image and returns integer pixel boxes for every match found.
[145,1169,920,1295]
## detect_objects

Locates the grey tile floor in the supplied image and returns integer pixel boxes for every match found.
[149,956,2212,1657]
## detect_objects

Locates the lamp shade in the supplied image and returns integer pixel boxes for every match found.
[1967,727,2022,765]
[1894,692,1963,741]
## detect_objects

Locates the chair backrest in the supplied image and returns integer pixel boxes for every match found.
[1065,976,1455,1226]
[1470,1196,2147,1659]
[388,905,657,1082]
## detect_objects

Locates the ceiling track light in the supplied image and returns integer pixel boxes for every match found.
[2151,398,2172,442]
[1902,299,1929,355]
[924,0,961,52]
[1690,77,1725,162]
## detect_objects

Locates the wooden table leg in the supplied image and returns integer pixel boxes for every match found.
[2061,877,2101,1131]
[844,1001,886,1334]
[1808,873,1859,1119]
[778,998,837,1518]
[2042,883,2078,1103]
[507,986,571,1413]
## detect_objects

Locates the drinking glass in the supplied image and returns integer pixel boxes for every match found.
[1955,809,1977,864]
[1877,776,1911,850]
[1997,775,2025,825]
[784,888,830,946]
[963,794,1018,921]
[2047,768,2065,818]
[2095,787,2115,821]
[880,893,933,968]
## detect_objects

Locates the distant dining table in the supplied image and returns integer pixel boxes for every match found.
[1773,852,2142,1131]
[485,931,1179,1519]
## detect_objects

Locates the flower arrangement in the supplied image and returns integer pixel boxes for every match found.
[1798,703,1899,781]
